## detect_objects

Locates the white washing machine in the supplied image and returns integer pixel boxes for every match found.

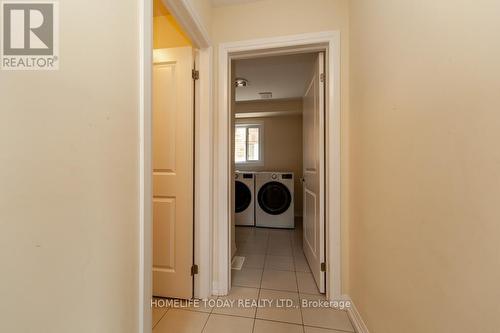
[255,172,294,228]
[234,171,255,226]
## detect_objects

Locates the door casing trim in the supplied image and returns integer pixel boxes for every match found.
[214,31,342,299]
[139,0,152,332]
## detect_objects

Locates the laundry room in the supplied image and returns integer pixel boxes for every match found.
[230,51,327,296]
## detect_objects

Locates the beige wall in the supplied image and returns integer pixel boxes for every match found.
[189,0,213,35]
[236,98,304,115]
[0,1,139,332]
[212,0,351,294]
[235,100,304,216]
[349,0,500,332]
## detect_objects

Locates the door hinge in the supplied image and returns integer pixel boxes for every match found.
[320,73,325,83]
[321,262,326,272]
[192,69,199,80]
[191,264,199,275]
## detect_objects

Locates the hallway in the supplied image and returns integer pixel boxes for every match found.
[152,221,355,332]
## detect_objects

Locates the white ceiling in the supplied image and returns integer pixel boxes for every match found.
[234,53,316,102]
[211,0,262,7]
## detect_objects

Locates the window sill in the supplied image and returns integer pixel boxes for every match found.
[235,161,264,167]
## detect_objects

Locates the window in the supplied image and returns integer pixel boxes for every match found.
[235,123,263,164]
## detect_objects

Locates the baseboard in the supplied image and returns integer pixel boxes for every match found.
[343,295,370,333]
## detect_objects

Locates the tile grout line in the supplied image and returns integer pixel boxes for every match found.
[254,318,307,329]
[206,312,315,329]
[151,306,169,330]
[259,316,303,326]
[253,286,263,333]
[199,310,211,333]
[291,226,307,333]
[294,260,306,329]
[237,225,336,332]
[254,230,268,333]
[303,323,356,333]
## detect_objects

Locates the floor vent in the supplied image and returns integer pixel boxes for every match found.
[231,256,245,270]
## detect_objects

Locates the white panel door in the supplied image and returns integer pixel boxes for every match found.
[303,52,325,293]
[152,47,194,299]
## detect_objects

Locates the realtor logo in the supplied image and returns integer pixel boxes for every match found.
[1,1,59,70]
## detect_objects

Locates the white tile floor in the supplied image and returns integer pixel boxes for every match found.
[152,220,355,333]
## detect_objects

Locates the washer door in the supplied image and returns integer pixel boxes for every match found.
[235,181,252,213]
[257,181,292,215]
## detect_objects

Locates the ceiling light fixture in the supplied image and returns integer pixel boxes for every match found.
[234,77,249,87]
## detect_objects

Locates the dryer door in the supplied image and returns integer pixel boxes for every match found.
[257,181,292,215]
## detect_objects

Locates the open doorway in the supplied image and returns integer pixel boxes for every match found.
[215,32,341,301]
[230,52,327,295]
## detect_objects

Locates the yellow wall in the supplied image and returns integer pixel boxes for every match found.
[0,0,139,332]
[235,99,304,216]
[212,0,351,293]
[349,0,500,332]
[153,0,191,49]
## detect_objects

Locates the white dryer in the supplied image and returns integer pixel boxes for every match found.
[234,171,255,226]
[255,172,294,228]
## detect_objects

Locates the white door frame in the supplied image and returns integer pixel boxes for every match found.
[139,1,212,332]
[215,31,342,300]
